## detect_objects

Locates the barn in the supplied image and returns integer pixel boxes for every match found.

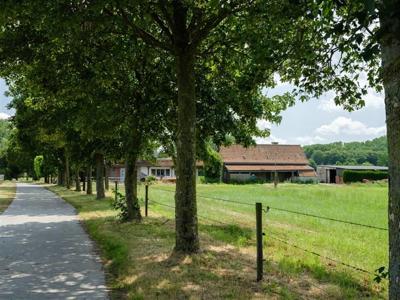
[219,144,317,183]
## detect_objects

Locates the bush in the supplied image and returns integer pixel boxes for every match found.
[111,190,130,221]
[343,170,388,183]
[33,155,44,179]
[145,175,156,184]
[291,177,319,184]
[229,175,266,184]
[203,144,223,183]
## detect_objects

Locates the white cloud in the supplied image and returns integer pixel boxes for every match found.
[318,89,384,112]
[255,135,288,145]
[315,117,386,136]
[256,119,271,131]
[318,98,341,112]
[255,119,288,144]
[363,90,384,108]
[0,112,10,120]
[294,135,327,145]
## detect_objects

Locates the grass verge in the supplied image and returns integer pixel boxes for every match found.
[48,184,386,299]
[0,181,16,214]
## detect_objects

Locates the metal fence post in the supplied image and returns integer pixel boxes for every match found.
[145,185,149,217]
[256,202,263,281]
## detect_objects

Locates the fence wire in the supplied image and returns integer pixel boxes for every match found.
[267,233,374,275]
[150,186,387,231]
[149,198,233,226]
[148,192,380,277]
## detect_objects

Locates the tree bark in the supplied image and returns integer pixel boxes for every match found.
[174,47,199,253]
[95,153,105,199]
[82,173,86,191]
[75,168,81,192]
[65,154,70,189]
[86,165,93,195]
[380,3,400,298]
[57,168,64,186]
[104,163,109,191]
[124,154,142,221]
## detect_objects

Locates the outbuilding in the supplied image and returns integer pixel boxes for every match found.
[219,144,317,183]
[317,165,388,184]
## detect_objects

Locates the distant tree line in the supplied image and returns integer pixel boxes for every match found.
[304,136,388,168]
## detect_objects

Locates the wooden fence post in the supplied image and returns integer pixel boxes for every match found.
[256,202,263,281]
[114,181,118,202]
[145,185,149,217]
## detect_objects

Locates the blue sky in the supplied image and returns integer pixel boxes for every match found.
[0,78,386,145]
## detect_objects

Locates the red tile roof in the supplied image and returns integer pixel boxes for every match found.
[299,170,318,177]
[219,144,309,165]
[225,165,314,172]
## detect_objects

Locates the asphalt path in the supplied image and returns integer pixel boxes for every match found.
[0,183,108,299]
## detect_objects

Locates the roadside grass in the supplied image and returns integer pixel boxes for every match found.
[0,181,16,213]
[49,182,387,299]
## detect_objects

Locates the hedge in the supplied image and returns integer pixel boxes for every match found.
[343,170,388,183]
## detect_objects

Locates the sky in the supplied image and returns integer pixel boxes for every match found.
[0,78,386,146]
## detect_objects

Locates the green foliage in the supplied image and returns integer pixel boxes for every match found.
[291,177,318,184]
[343,170,388,183]
[203,144,223,183]
[33,155,43,179]
[111,189,130,222]
[308,158,317,170]
[374,266,389,283]
[304,136,388,166]
[229,175,266,184]
[0,119,11,157]
[144,175,156,185]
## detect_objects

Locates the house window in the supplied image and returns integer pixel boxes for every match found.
[156,169,165,176]
[151,168,172,177]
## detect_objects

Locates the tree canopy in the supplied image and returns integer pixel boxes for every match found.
[304,136,388,167]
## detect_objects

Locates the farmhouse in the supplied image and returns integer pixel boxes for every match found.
[317,165,389,184]
[219,144,316,183]
[108,158,203,181]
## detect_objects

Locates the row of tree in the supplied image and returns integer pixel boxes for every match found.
[0,1,399,297]
[305,136,388,167]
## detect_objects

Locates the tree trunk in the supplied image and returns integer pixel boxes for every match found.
[58,168,64,186]
[380,4,400,299]
[65,154,70,189]
[95,153,105,199]
[124,154,142,221]
[86,165,92,195]
[44,175,49,184]
[174,48,199,253]
[104,163,109,191]
[82,173,86,191]
[75,169,81,192]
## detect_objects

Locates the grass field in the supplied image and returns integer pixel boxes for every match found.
[0,181,16,213]
[49,182,388,299]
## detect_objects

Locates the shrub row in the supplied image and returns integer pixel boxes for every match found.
[343,170,388,183]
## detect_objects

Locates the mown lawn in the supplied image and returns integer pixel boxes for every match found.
[49,182,388,299]
[0,181,16,213]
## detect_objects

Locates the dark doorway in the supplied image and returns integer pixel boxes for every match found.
[329,169,336,183]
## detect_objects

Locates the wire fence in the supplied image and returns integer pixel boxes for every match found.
[151,186,388,231]
[146,185,386,279]
[267,233,373,275]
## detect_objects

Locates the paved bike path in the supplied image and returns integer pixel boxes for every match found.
[0,183,108,299]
